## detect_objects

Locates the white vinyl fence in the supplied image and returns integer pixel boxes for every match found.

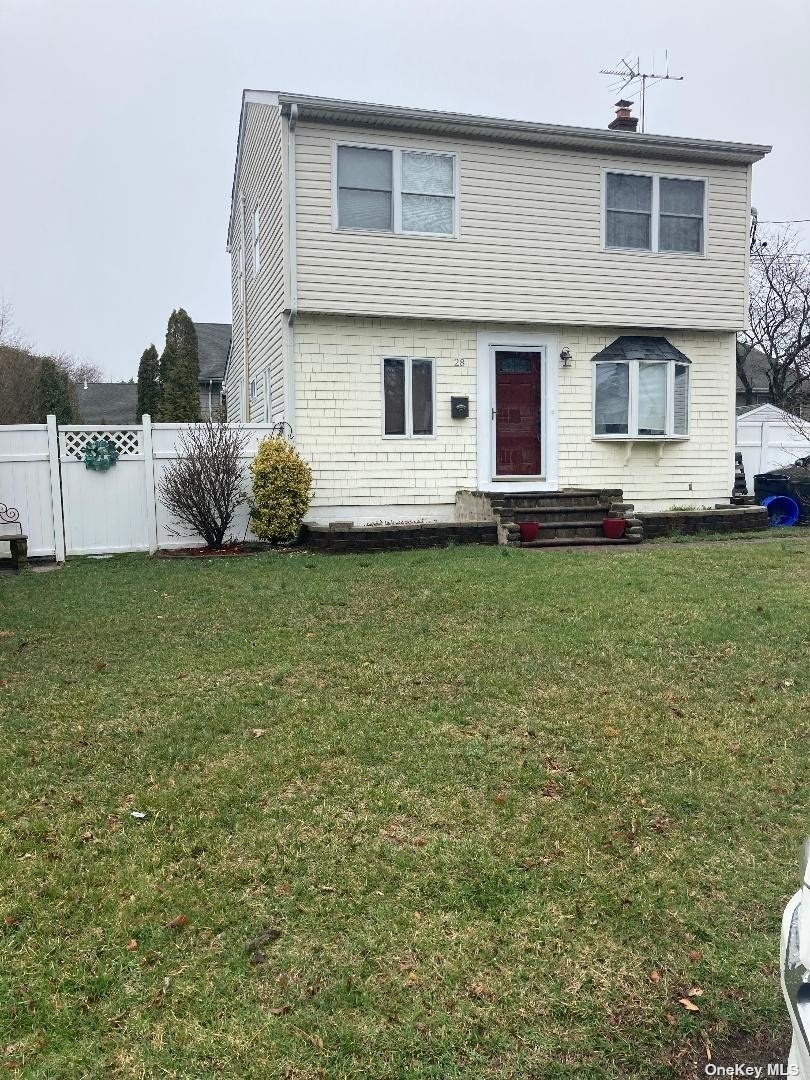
[0,417,275,560]
[736,404,810,492]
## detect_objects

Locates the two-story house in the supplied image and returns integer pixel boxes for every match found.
[223,91,770,526]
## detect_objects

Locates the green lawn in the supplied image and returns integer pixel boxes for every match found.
[1,540,808,1079]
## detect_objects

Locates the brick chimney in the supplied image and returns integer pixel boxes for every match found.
[608,99,638,132]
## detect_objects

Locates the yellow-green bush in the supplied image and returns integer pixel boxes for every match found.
[249,436,313,542]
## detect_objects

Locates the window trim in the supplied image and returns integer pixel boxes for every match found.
[380,356,437,439]
[601,168,708,257]
[333,141,459,240]
[592,357,691,441]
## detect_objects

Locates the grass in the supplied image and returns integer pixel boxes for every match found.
[1,539,808,1079]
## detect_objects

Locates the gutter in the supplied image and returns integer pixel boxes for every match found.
[274,91,771,166]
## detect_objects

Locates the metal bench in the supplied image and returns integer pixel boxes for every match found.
[0,504,28,572]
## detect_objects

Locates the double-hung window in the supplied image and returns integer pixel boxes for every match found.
[382,357,434,437]
[604,171,706,254]
[594,357,690,438]
[337,144,456,236]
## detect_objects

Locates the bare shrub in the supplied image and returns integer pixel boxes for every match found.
[158,421,249,548]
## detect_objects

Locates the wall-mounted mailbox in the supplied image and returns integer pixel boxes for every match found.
[451,396,469,419]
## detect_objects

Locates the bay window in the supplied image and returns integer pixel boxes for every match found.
[337,144,456,236]
[605,171,706,255]
[594,357,690,438]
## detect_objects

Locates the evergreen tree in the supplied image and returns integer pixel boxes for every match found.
[157,309,200,422]
[136,344,161,419]
[35,357,76,423]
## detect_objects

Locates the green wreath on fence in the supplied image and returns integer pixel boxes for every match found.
[83,437,120,472]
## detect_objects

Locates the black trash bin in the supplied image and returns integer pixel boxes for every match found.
[754,457,810,524]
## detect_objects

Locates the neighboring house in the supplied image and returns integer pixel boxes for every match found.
[195,322,231,419]
[80,322,231,423]
[736,343,810,417]
[736,344,773,412]
[223,90,770,522]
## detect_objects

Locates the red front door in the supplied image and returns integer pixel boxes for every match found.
[494,351,542,476]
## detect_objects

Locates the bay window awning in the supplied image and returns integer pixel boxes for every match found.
[591,337,691,364]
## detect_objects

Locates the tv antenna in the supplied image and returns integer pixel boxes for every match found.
[600,53,684,132]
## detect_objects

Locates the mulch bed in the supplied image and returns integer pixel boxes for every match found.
[158,542,298,559]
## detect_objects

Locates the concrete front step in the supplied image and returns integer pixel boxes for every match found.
[521,536,638,548]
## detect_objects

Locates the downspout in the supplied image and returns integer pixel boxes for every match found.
[285,103,298,434]
[240,191,249,421]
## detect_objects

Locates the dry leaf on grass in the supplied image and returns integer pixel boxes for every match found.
[252,729,267,738]
[125,939,138,950]
[679,997,700,1012]
[688,949,703,963]
[166,914,189,930]
[649,970,661,984]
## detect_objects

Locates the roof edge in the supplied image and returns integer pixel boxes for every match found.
[273,91,771,164]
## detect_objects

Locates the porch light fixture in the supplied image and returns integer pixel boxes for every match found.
[560,348,573,368]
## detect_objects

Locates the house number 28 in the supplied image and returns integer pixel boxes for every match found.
[454,358,465,367]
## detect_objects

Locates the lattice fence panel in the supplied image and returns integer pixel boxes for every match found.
[60,429,142,461]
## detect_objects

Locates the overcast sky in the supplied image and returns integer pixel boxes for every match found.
[1,0,808,379]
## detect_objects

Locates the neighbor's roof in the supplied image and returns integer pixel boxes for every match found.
[736,342,771,393]
[79,382,137,425]
[194,322,231,382]
[229,90,771,245]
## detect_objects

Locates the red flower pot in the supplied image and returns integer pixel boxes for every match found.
[519,521,539,542]
[602,517,626,539]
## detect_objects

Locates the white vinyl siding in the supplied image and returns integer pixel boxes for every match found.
[252,205,261,273]
[295,123,746,329]
[224,102,287,424]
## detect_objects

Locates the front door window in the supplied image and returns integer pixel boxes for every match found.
[494,351,543,476]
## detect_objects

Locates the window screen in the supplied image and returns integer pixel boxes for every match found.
[637,362,667,435]
[383,358,406,434]
[605,173,652,250]
[401,152,454,234]
[659,178,704,253]
[337,146,393,231]
[411,359,434,435]
[594,362,630,434]
[673,363,689,435]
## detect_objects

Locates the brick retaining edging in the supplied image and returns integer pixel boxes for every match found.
[637,505,770,539]
[303,522,498,553]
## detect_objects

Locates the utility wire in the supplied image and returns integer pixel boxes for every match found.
[759,218,810,224]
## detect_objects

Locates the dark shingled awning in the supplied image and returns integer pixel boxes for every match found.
[591,336,691,364]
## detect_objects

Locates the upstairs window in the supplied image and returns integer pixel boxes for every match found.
[605,172,706,254]
[382,357,435,436]
[337,146,393,231]
[337,144,456,236]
